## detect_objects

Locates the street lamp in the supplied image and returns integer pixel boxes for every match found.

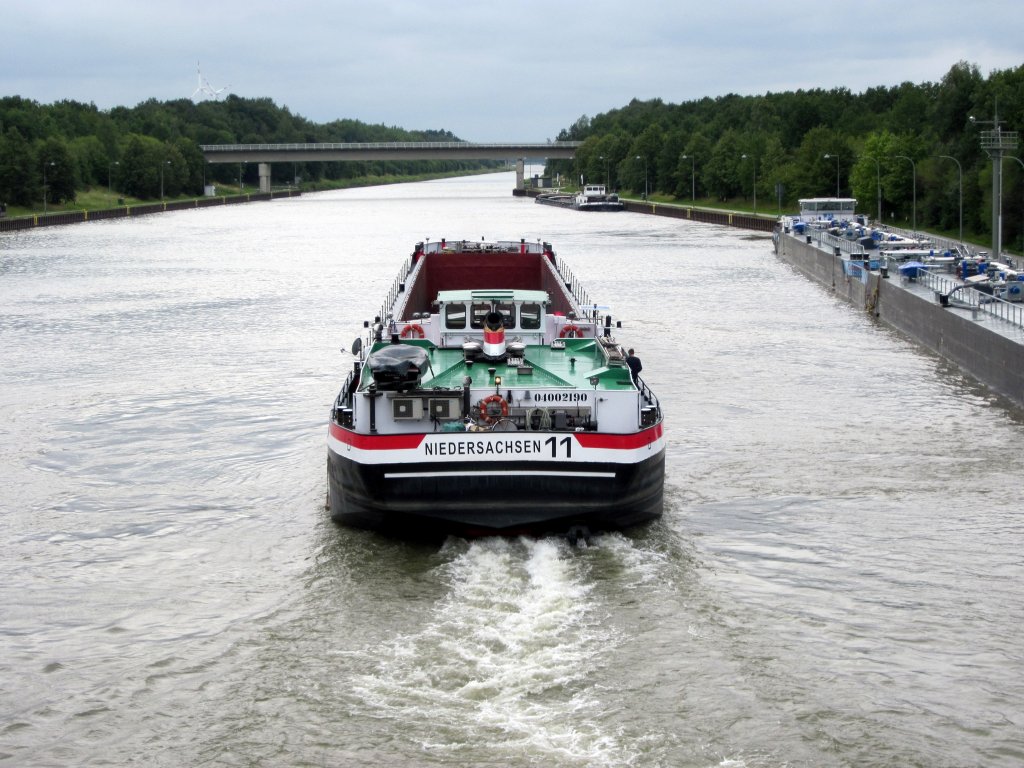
[108,161,119,197]
[863,155,882,223]
[937,155,963,243]
[893,155,916,232]
[635,155,648,200]
[681,154,695,203]
[970,107,1018,260]
[160,160,170,200]
[598,155,609,189]
[42,161,55,213]
[824,153,840,197]
[741,153,757,215]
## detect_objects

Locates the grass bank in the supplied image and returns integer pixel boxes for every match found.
[2,168,507,219]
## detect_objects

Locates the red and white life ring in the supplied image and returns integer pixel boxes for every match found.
[478,394,509,423]
[560,324,584,338]
[400,323,425,339]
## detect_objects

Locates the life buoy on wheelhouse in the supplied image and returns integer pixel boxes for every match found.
[559,324,583,338]
[478,394,509,423]
[400,323,425,339]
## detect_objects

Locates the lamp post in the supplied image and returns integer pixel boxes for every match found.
[635,155,648,200]
[824,153,840,197]
[893,155,916,232]
[108,161,119,198]
[937,155,963,243]
[741,153,756,215]
[970,106,1018,260]
[159,160,170,200]
[42,160,55,213]
[681,154,695,203]
[863,155,882,223]
[598,155,609,189]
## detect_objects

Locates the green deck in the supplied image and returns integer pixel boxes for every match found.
[360,339,636,392]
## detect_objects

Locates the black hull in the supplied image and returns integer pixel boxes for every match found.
[327,448,665,539]
[535,196,574,209]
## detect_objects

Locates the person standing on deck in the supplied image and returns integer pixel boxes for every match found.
[625,348,643,385]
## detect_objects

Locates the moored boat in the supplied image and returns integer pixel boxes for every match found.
[773,198,1024,407]
[534,191,575,209]
[573,184,623,211]
[327,238,665,539]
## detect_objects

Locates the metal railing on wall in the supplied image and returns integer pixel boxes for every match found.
[894,260,1024,331]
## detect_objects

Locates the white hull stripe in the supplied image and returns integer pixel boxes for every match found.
[327,423,665,466]
[383,469,617,479]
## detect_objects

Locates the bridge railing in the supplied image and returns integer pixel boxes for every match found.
[201,141,581,153]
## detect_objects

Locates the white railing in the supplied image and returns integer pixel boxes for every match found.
[903,262,1024,330]
[790,227,1024,331]
[200,141,581,152]
[801,225,868,256]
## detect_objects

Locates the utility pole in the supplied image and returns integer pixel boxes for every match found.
[970,103,1019,259]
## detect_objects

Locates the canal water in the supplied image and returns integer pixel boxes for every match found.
[2,173,1022,767]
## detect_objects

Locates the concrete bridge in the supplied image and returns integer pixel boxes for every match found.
[199,141,580,193]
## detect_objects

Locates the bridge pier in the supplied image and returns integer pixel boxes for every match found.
[201,143,580,195]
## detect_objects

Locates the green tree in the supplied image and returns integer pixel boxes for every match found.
[38,137,76,204]
[70,135,110,188]
[0,127,37,206]
[623,124,665,196]
[119,134,166,199]
[704,129,744,201]
[676,133,713,200]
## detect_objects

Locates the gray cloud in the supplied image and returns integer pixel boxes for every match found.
[3,0,1021,141]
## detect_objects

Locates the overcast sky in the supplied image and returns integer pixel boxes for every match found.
[3,1,1021,142]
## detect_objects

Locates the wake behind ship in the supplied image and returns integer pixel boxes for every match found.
[327,238,665,539]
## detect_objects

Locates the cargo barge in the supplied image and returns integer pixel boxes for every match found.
[327,238,665,539]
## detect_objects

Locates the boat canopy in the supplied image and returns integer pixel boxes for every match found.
[798,198,857,218]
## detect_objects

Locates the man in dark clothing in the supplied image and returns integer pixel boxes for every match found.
[625,348,642,384]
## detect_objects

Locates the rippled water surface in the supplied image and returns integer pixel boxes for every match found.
[2,173,1023,767]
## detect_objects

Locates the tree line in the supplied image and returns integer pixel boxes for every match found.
[0,95,491,208]
[547,61,1024,248]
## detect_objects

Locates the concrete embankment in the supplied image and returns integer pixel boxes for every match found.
[777,234,1024,409]
[516,188,775,232]
[620,199,775,232]
[0,189,301,233]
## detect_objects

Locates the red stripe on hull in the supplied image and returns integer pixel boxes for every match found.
[330,423,662,452]
[329,424,426,450]
[573,423,663,450]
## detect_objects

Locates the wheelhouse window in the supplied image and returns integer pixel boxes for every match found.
[496,302,516,328]
[470,303,490,329]
[520,302,541,329]
[445,303,467,329]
